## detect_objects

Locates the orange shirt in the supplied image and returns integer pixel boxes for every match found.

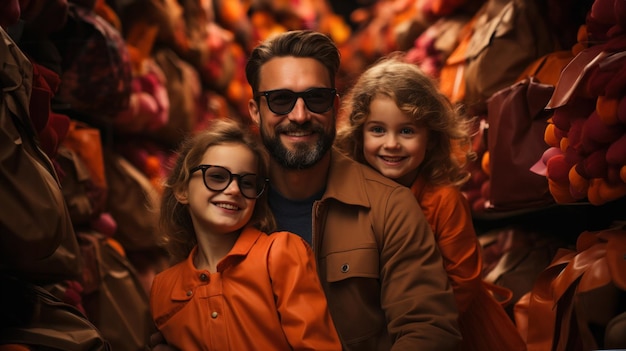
[150,227,341,351]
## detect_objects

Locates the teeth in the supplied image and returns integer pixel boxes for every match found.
[286,131,310,137]
[381,156,403,162]
[216,203,239,210]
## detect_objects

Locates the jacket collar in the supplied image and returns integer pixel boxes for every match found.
[321,148,372,208]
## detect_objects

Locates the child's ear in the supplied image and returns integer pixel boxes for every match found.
[174,188,189,204]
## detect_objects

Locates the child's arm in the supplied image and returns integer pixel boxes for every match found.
[268,232,343,351]
[425,186,483,312]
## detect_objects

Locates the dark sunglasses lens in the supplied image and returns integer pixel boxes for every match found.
[267,90,297,114]
[304,89,335,113]
[204,167,231,191]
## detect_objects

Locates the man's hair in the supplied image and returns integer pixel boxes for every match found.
[245,30,341,96]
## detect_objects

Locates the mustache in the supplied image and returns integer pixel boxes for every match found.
[275,121,323,134]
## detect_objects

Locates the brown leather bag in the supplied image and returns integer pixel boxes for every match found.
[62,120,108,198]
[0,276,110,351]
[104,151,161,251]
[463,0,555,114]
[485,77,556,211]
[79,232,155,351]
[514,227,626,351]
[1,26,81,283]
[1,25,109,350]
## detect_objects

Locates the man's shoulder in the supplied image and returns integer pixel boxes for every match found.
[358,162,404,186]
[330,149,403,189]
[327,149,415,206]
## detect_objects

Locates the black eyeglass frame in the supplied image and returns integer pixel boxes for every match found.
[255,87,337,115]
[190,165,269,199]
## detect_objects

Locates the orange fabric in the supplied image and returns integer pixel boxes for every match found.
[0,346,31,351]
[125,22,159,74]
[105,237,126,257]
[410,177,526,350]
[150,227,341,351]
[94,0,121,30]
[438,17,476,104]
[516,50,575,86]
[62,120,107,192]
[410,177,483,312]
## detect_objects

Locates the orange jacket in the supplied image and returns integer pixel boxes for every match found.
[150,227,341,351]
[410,177,483,312]
[410,177,526,351]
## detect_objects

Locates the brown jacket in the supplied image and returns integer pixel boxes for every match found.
[312,149,461,350]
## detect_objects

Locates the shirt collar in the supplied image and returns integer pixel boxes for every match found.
[170,226,263,301]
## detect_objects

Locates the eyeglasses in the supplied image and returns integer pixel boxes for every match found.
[190,165,268,199]
[256,88,336,115]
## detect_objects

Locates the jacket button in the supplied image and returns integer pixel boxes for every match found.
[211,312,218,318]
[341,264,349,273]
[186,290,193,296]
[200,273,208,281]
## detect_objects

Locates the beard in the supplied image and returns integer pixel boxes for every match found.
[260,120,335,170]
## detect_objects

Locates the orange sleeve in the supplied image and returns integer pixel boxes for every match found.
[419,186,483,312]
[268,232,342,350]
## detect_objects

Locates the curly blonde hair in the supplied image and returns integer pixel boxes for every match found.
[336,54,475,187]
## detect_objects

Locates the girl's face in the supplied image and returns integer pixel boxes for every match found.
[363,96,428,187]
[180,143,258,237]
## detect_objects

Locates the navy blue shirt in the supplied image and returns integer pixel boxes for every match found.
[268,187,325,246]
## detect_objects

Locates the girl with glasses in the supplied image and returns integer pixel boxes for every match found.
[150,118,341,350]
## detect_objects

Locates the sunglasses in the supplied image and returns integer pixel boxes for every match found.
[256,88,337,115]
[190,165,268,199]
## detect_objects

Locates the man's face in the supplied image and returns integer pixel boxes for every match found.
[248,56,337,170]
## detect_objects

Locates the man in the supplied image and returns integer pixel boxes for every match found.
[248,29,460,350]
[154,29,461,350]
